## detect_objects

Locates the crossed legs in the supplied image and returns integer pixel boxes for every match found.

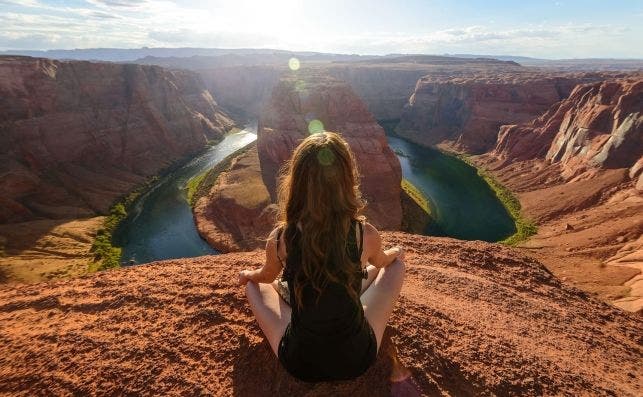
[245,280,291,355]
[244,259,405,357]
[360,260,405,350]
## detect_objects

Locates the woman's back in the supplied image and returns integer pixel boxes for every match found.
[277,220,377,382]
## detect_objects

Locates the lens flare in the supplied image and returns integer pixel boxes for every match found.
[308,119,324,134]
[317,147,335,166]
[288,57,300,71]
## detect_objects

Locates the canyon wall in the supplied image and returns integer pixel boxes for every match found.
[323,60,524,122]
[199,66,284,120]
[0,56,234,223]
[495,77,642,180]
[397,72,610,153]
[194,73,403,252]
[257,74,403,229]
[193,145,276,252]
[478,76,643,311]
[324,65,438,121]
[196,64,429,123]
[194,60,525,124]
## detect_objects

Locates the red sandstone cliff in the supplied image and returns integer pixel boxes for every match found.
[192,59,526,123]
[193,145,276,252]
[257,74,403,228]
[396,72,610,153]
[194,74,403,252]
[476,76,643,312]
[495,77,642,179]
[0,56,234,223]
[0,233,640,396]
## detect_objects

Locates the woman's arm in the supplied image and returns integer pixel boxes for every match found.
[238,228,283,285]
[363,222,404,268]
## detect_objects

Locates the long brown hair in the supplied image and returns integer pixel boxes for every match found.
[277,131,365,308]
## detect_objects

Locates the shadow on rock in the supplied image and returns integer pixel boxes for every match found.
[231,331,404,396]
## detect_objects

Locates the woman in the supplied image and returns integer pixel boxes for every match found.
[237,131,406,383]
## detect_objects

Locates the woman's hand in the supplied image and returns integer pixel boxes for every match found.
[238,270,252,286]
[386,246,405,263]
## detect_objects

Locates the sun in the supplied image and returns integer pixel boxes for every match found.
[207,0,308,46]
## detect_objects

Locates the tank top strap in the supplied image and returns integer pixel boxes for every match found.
[356,220,364,259]
[356,220,368,280]
[275,226,285,266]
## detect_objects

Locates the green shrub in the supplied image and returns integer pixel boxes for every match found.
[401,178,431,215]
[186,172,207,205]
[90,201,130,271]
[186,142,256,207]
[88,182,150,271]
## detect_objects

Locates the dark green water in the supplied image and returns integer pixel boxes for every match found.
[113,129,257,264]
[386,135,516,242]
[113,125,514,265]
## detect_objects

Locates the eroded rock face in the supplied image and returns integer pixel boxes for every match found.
[257,73,403,230]
[193,145,276,252]
[397,72,608,153]
[200,66,283,120]
[0,56,233,223]
[194,60,526,124]
[474,76,643,311]
[495,77,642,179]
[0,233,640,396]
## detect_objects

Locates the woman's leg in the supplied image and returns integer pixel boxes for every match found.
[360,258,405,350]
[245,280,292,356]
[360,264,380,295]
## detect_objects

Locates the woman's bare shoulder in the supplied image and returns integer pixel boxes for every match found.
[362,221,378,235]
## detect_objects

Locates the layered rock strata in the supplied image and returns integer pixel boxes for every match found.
[495,77,642,179]
[478,77,643,311]
[0,56,233,222]
[397,72,610,153]
[0,56,233,282]
[193,145,276,252]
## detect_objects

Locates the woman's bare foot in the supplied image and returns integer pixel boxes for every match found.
[387,341,420,396]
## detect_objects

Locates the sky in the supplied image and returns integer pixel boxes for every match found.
[1,0,642,58]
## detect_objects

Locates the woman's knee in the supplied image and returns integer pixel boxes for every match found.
[245,280,259,299]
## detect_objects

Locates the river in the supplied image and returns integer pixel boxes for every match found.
[386,135,516,242]
[113,128,257,264]
[114,128,515,264]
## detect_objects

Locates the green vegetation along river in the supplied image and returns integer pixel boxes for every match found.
[113,128,257,264]
[113,126,515,266]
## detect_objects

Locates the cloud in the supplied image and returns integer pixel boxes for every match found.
[0,1,640,58]
[313,24,639,58]
[0,0,42,6]
[0,32,62,49]
[148,28,276,48]
[88,11,120,19]
[87,0,148,8]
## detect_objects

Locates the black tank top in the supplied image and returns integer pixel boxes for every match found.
[276,220,377,382]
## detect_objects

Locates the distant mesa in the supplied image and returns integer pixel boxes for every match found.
[341,54,521,66]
